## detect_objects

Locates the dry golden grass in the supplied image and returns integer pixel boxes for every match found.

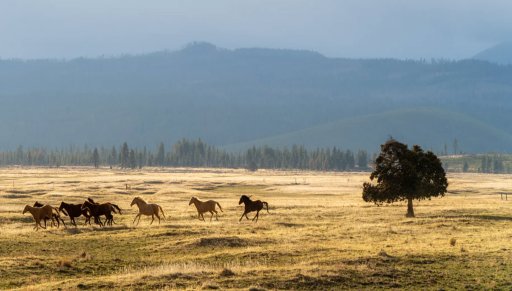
[0,166,512,290]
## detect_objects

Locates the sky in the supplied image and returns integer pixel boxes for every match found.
[1,0,512,60]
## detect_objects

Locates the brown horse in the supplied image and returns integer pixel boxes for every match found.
[238,195,269,222]
[22,205,55,230]
[81,200,121,227]
[189,197,223,222]
[33,202,66,228]
[130,197,166,225]
[85,198,119,226]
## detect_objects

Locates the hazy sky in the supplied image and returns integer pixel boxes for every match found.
[1,0,511,60]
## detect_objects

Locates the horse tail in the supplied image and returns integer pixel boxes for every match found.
[60,208,69,217]
[158,206,166,220]
[110,203,122,215]
[263,202,270,214]
[52,207,61,216]
[216,202,223,212]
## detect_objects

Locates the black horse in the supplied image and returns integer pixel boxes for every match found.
[33,201,66,228]
[238,195,269,222]
[58,200,93,227]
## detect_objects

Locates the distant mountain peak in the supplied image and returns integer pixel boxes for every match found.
[179,42,219,55]
[473,41,512,65]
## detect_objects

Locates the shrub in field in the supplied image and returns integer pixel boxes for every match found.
[56,258,72,268]
[362,138,448,217]
[450,238,457,246]
[219,268,235,277]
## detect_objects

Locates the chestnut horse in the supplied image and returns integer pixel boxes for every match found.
[33,201,66,228]
[238,195,269,222]
[22,205,55,230]
[189,197,223,221]
[130,197,166,225]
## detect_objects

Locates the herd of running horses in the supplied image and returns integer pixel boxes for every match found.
[22,195,270,230]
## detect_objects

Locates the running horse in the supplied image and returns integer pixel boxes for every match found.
[188,197,223,221]
[22,205,55,230]
[58,200,93,227]
[238,195,269,222]
[33,201,66,228]
[130,197,166,225]
[81,200,121,227]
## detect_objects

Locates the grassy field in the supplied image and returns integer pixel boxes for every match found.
[1,167,512,290]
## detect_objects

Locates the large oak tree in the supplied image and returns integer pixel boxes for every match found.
[362,138,448,217]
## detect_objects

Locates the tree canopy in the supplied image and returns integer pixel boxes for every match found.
[362,138,448,217]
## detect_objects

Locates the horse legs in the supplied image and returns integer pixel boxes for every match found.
[155,213,161,224]
[133,214,140,224]
[209,211,214,222]
[39,219,46,229]
[245,213,250,220]
[239,212,247,222]
[201,213,206,222]
[213,209,218,221]
[137,215,142,226]
[149,214,155,225]
[252,210,260,222]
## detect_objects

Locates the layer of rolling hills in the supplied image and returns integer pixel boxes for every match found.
[473,41,512,65]
[223,107,512,154]
[1,42,512,151]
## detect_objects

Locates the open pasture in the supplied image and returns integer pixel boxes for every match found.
[1,167,512,290]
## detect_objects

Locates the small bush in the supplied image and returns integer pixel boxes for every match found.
[450,238,457,246]
[56,258,72,268]
[219,268,235,277]
[378,249,391,257]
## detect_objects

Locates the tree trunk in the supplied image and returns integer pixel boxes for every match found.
[406,198,415,217]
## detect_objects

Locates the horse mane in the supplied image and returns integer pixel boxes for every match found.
[134,196,147,203]
[87,198,96,203]
[190,196,201,202]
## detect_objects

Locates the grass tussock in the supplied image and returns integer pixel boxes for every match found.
[56,258,72,268]
[219,267,235,277]
[450,238,457,246]
[201,280,220,289]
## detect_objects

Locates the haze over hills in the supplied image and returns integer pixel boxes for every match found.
[473,41,512,65]
[223,107,512,154]
[1,42,512,153]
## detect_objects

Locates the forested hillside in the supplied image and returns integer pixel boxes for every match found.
[224,108,512,154]
[1,42,512,152]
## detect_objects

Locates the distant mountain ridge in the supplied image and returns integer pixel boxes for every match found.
[1,42,512,152]
[473,41,512,65]
[223,107,512,154]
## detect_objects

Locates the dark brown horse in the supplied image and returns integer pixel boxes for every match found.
[58,201,93,227]
[238,195,269,222]
[33,202,66,228]
[81,200,121,227]
[85,198,119,226]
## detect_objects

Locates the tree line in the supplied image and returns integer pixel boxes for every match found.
[0,139,371,171]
